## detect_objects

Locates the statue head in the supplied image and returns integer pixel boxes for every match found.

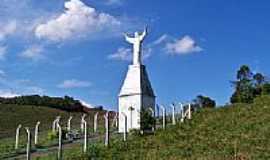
[135,32,139,37]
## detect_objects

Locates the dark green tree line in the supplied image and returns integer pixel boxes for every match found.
[230,65,270,104]
[193,95,216,108]
[0,95,85,112]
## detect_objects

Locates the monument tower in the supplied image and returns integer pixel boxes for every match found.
[118,28,155,132]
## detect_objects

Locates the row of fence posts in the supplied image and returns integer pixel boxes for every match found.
[14,102,192,160]
[15,122,40,160]
[156,103,192,130]
[14,111,117,160]
[15,121,40,150]
[15,125,38,160]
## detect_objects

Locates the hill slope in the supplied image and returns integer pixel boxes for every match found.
[1,96,270,159]
[0,104,112,159]
[0,104,106,139]
[53,96,270,160]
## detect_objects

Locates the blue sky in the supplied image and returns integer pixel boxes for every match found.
[0,0,270,110]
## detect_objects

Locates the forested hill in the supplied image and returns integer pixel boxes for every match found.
[0,95,102,112]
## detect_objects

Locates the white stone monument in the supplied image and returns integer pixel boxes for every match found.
[118,27,156,132]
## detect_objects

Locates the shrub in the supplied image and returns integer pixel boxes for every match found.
[140,108,155,132]
[47,131,57,141]
[129,129,141,136]
[88,144,103,158]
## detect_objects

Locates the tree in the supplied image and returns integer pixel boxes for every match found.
[0,95,86,112]
[253,73,265,97]
[253,73,265,86]
[231,65,254,103]
[237,65,253,81]
[193,95,216,108]
[140,108,155,132]
[262,83,270,95]
[230,65,270,104]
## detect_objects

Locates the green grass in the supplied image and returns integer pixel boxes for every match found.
[0,104,80,138]
[36,96,270,160]
[100,104,270,159]
[0,104,110,159]
[2,96,270,159]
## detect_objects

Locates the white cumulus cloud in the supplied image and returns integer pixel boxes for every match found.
[58,79,91,89]
[35,0,121,42]
[105,0,123,5]
[108,47,132,61]
[0,21,17,41]
[0,87,44,98]
[108,47,152,62]
[152,34,169,45]
[0,21,17,60]
[20,45,44,60]
[165,35,202,55]
[25,86,45,95]
[0,90,20,98]
[79,99,94,108]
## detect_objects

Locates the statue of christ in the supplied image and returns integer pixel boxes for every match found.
[124,27,147,65]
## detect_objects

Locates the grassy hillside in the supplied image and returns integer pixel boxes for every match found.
[36,96,270,160]
[1,105,67,138]
[0,104,111,159]
[1,96,270,159]
[0,104,101,139]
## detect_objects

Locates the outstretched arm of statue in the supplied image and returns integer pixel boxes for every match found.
[124,33,135,44]
[139,27,147,41]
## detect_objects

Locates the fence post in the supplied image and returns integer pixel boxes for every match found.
[148,107,155,131]
[121,112,127,141]
[94,112,99,133]
[15,124,22,150]
[81,114,86,133]
[82,119,88,153]
[34,121,40,145]
[104,113,109,147]
[57,123,62,160]
[188,103,191,119]
[52,116,61,132]
[180,103,185,123]
[111,113,118,128]
[171,104,176,125]
[67,116,73,132]
[161,105,166,130]
[25,127,31,160]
